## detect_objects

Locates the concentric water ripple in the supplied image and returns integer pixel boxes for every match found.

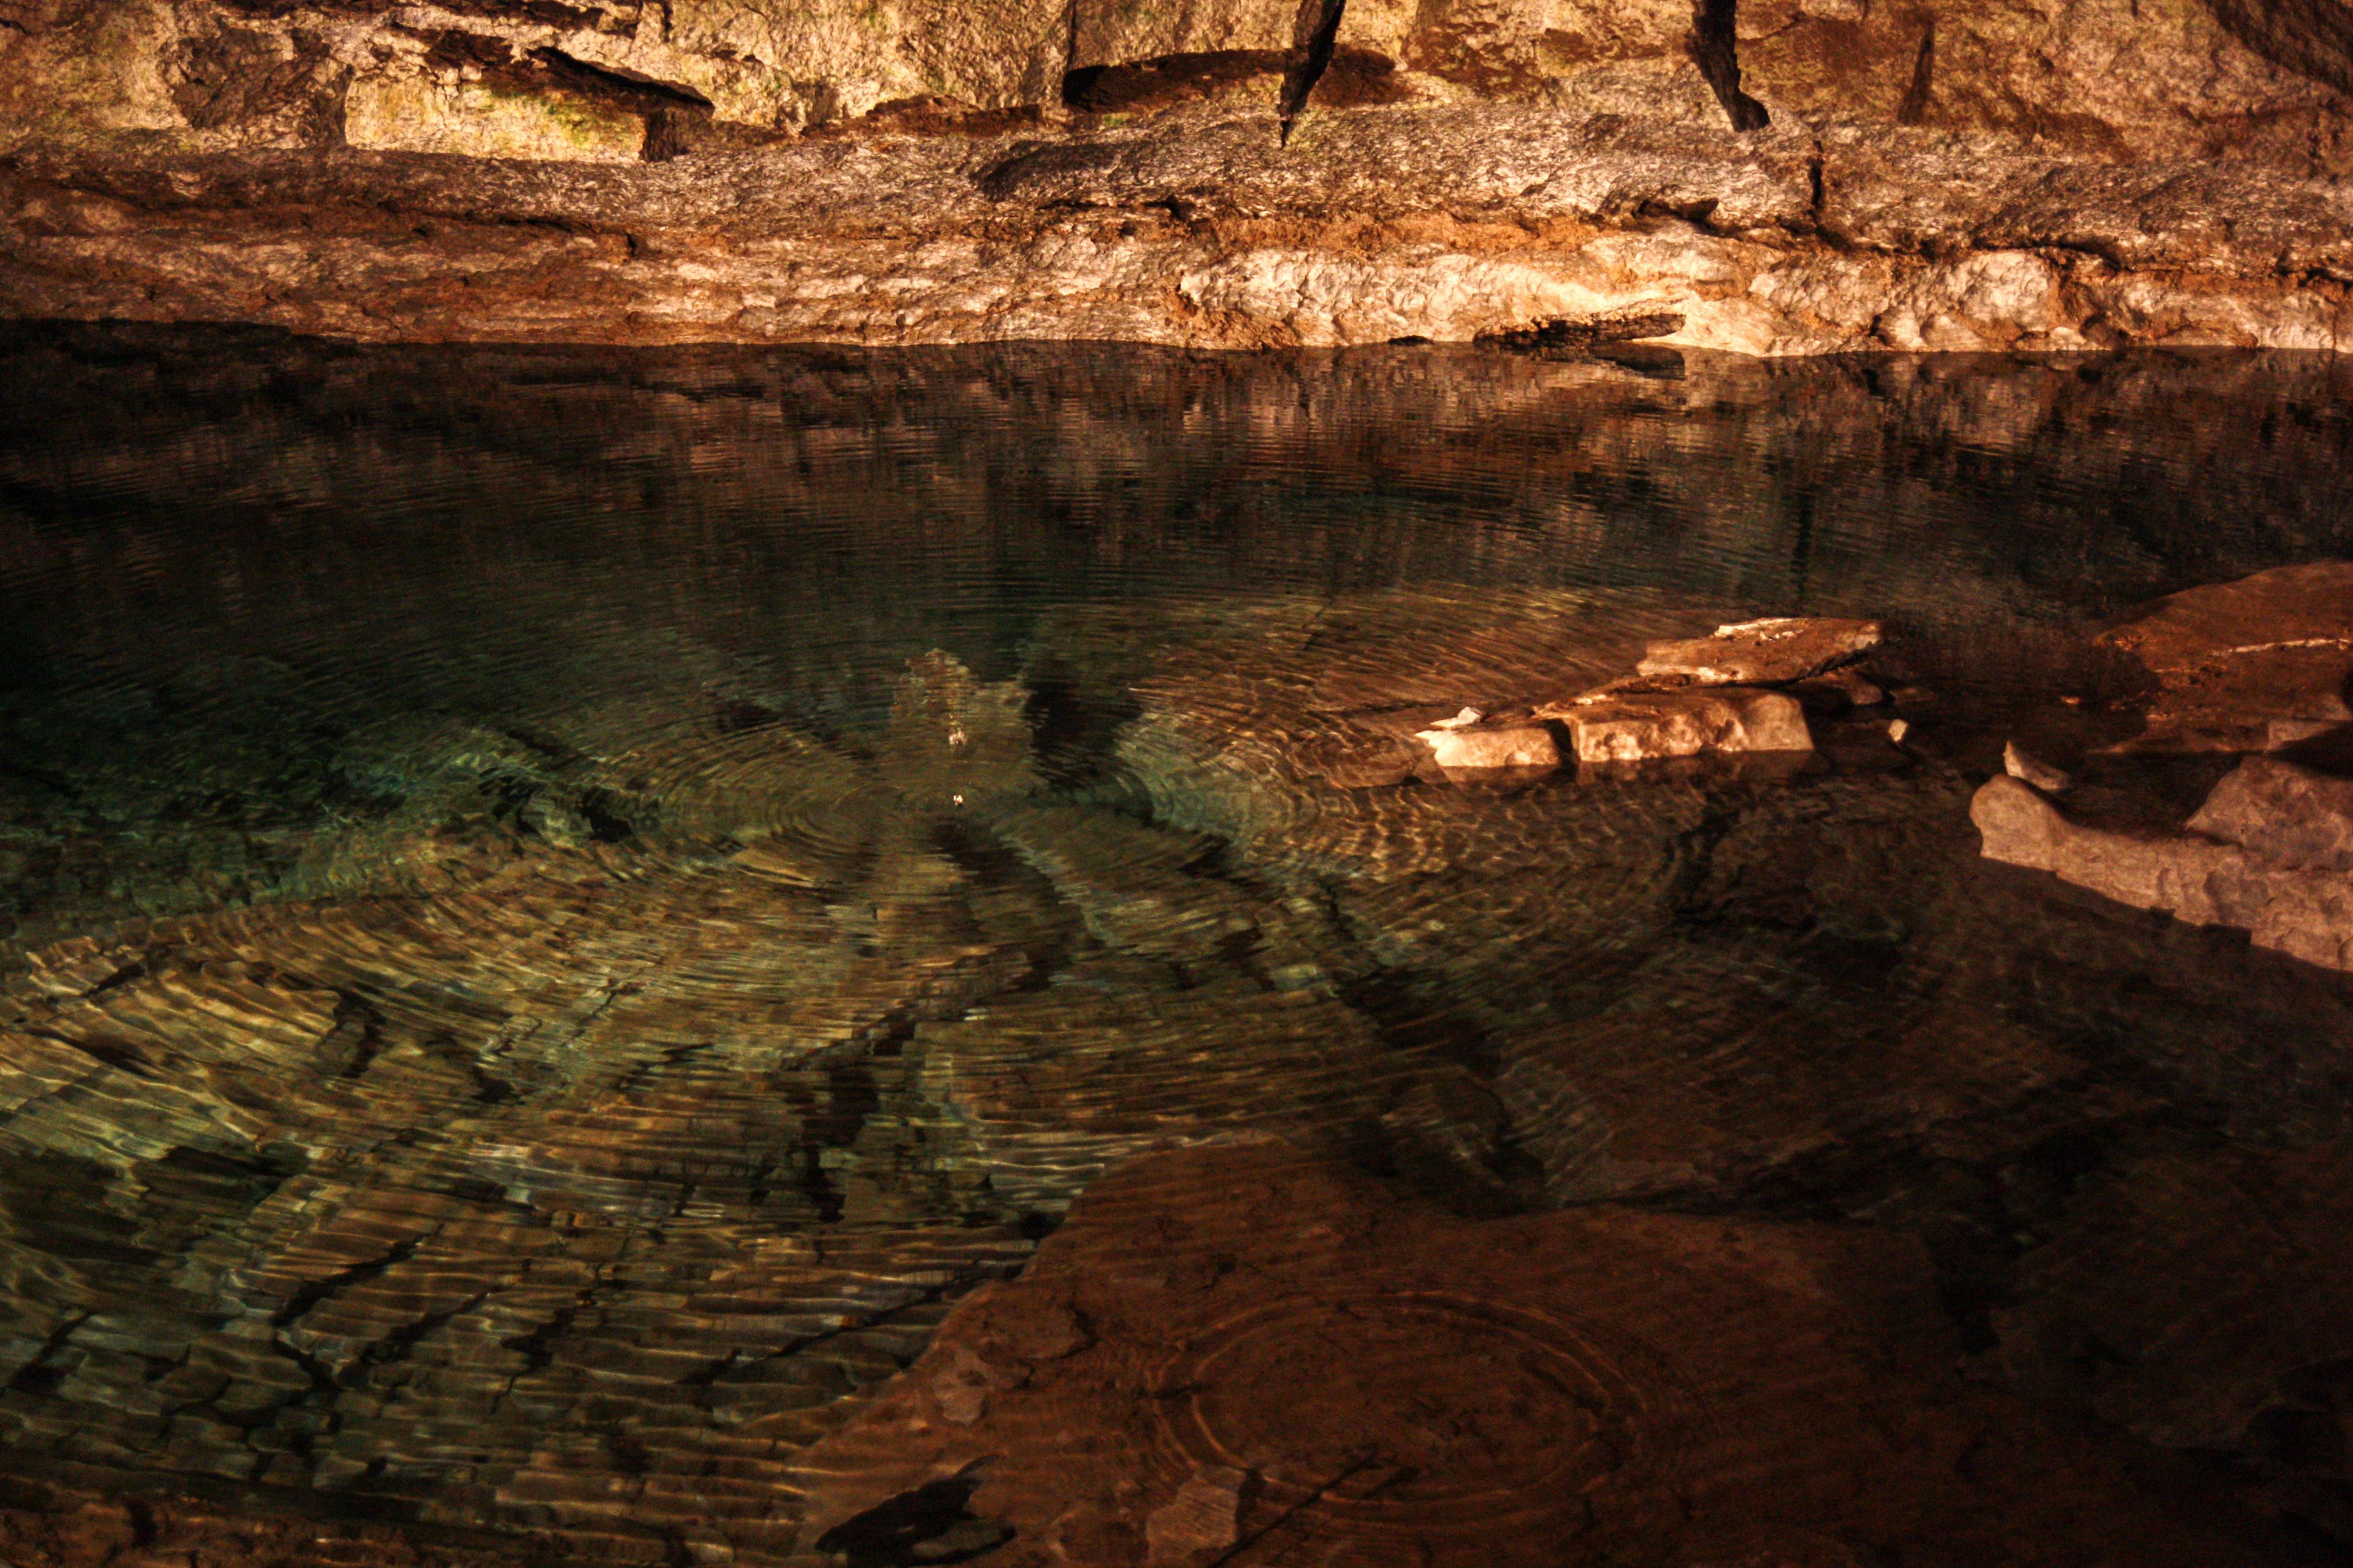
[3,330,2353,1562]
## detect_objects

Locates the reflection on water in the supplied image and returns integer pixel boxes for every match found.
[1,327,2351,1564]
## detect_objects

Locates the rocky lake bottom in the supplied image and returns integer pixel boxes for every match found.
[0,328,2351,1566]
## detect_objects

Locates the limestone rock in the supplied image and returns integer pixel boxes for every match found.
[666,0,1069,124]
[343,74,649,164]
[1798,666,1888,708]
[9,101,2353,351]
[1999,1146,2353,1466]
[1543,688,1814,763]
[2187,754,2353,872]
[2096,562,2353,752]
[2003,741,2073,794]
[1972,769,2353,971]
[2208,0,2353,98]
[1076,0,1293,73]
[1633,616,1885,687]
[1412,716,1563,775]
[1745,0,2353,171]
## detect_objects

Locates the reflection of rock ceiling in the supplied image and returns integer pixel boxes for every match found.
[1,338,2352,1562]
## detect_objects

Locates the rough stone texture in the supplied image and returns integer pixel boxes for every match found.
[10,101,2353,351]
[343,74,649,163]
[2210,0,2353,95]
[2003,739,2074,792]
[2096,561,2353,752]
[1743,0,2353,168]
[6,0,2353,347]
[1972,768,2353,970]
[792,1137,2308,1567]
[1633,615,1884,687]
[1546,687,1815,762]
[1412,719,1561,774]
[1998,1144,2353,1498]
[13,0,2348,155]
[2190,754,2353,869]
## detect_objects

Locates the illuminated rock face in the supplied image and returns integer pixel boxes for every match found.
[1974,759,2353,972]
[3,0,2353,346]
[2095,562,2353,753]
[1556,686,1814,763]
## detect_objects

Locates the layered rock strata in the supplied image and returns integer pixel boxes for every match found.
[6,0,2353,347]
[9,104,2353,351]
[2095,561,2353,752]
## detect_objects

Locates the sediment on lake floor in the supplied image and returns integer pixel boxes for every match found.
[4,336,2353,1563]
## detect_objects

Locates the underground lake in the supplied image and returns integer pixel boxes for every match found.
[0,326,2351,1567]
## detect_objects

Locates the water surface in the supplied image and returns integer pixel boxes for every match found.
[1,328,2351,1564]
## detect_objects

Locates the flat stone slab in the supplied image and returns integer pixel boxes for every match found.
[2096,562,2353,752]
[1412,721,1562,774]
[1633,617,1884,687]
[1540,687,1814,763]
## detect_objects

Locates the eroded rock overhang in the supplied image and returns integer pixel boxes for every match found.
[7,102,2353,353]
[5,0,2353,351]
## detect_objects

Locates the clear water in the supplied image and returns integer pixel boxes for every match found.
[2,326,2351,1560]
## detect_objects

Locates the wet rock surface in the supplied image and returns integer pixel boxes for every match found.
[2096,561,2353,753]
[1549,686,1815,763]
[1632,615,1885,688]
[0,335,2351,1562]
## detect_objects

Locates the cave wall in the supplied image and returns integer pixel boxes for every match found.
[6,0,2353,165]
[5,0,2353,351]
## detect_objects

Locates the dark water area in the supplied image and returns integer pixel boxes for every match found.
[1,325,2351,1566]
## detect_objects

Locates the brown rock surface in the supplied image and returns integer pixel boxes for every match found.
[1631,615,1884,687]
[793,1137,2304,1567]
[7,104,2353,351]
[2190,753,2353,868]
[2096,561,2353,752]
[1999,1146,2353,1473]
[1972,766,2353,970]
[1546,686,1815,763]
[5,0,2353,349]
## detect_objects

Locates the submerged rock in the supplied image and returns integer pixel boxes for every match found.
[1542,687,1814,764]
[793,1138,2296,1567]
[2096,562,2353,752]
[1998,1145,2353,1474]
[1972,760,2353,971]
[1297,734,1428,788]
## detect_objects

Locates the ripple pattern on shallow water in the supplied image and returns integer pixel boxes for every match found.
[2,332,2353,1561]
